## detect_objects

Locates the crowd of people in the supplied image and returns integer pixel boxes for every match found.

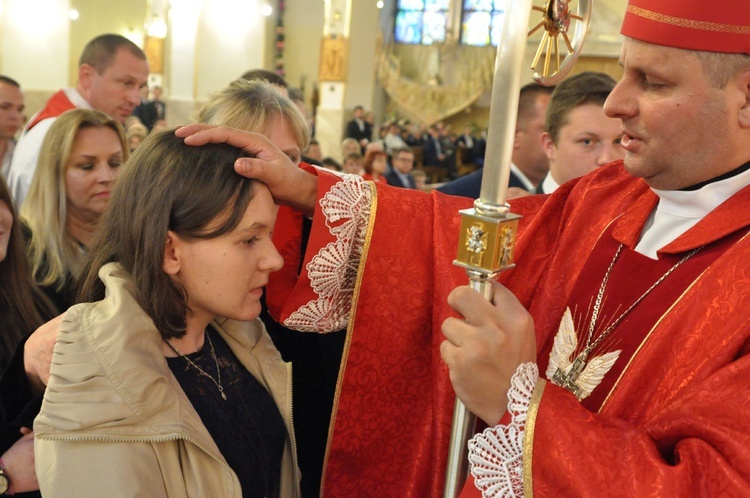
[1,0,750,496]
[339,106,491,188]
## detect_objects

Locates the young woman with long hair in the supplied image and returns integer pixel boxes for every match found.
[35,132,299,497]
[0,177,55,497]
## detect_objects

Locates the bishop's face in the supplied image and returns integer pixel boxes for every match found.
[604,38,743,190]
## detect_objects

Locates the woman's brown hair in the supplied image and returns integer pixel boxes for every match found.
[78,131,256,339]
[0,178,57,367]
[363,150,388,175]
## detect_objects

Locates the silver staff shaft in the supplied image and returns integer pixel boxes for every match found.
[444,1,533,496]
[476,0,534,216]
[443,272,496,498]
[446,0,591,493]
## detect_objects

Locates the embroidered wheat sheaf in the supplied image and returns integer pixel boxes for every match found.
[468,363,539,498]
[284,175,371,332]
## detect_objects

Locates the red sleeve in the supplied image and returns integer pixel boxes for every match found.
[526,357,750,496]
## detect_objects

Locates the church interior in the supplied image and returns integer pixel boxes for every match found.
[0,0,629,164]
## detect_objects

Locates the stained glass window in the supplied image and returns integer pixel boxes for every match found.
[394,0,449,45]
[461,0,506,46]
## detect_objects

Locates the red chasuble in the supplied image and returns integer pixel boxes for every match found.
[25,90,76,131]
[270,161,750,497]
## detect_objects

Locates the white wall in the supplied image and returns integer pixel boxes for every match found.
[1,0,70,90]
[195,0,266,98]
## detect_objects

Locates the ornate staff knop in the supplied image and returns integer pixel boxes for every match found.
[443,1,591,496]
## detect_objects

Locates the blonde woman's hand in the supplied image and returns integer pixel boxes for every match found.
[24,314,63,393]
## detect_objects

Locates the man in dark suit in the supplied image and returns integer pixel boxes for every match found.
[132,86,159,131]
[438,82,554,198]
[423,125,455,182]
[345,105,372,152]
[385,147,417,189]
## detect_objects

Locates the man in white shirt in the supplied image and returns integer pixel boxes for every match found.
[536,71,625,194]
[0,76,24,182]
[7,34,148,207]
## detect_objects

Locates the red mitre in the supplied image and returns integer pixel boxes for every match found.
[621,0,750,54]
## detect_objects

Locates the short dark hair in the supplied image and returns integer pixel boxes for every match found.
[79,34,147,74]
[321,157,341,170]
[517,82,555,130]
[240,69,288,88]
[79,132,256,339]
[0,75,20,87]
[545,71,617,143]
[394,147,414,157]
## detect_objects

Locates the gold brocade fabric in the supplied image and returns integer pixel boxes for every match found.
[375,37,496,126]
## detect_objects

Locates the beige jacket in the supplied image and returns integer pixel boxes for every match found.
[34,263,300,497]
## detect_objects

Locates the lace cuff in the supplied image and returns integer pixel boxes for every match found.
[284,175,372,332]
[468,363,539,498]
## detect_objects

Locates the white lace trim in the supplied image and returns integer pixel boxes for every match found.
[283,175,371,332]
[468,363,539,498]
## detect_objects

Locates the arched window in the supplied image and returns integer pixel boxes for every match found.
[394,0,450,45]
[393,0,506,46]
[461,0,506,46]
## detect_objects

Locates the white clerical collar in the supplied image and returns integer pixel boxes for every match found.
[540,173,560,194]
[635,166,750,259]
[63,88,94,110]
[510,163,536,191]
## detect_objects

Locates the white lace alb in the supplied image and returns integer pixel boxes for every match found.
[468,363,539,498]
[284,175,372,332]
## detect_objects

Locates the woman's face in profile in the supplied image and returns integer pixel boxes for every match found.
[0,199,12,263]
[166,185,284,325]
[65,126,124,223]
[265,114,302,165]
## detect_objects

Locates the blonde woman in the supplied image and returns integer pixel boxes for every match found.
[196,79,309,165]
[21,109,127,311]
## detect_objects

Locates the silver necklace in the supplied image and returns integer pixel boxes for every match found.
[165,330,227,401]
[552,243,702,397]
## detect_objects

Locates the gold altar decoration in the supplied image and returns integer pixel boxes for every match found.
[319,35,349,82]
[375,35,496,126]
[144,36,164,74]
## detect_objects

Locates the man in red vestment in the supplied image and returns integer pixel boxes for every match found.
[25,0,750,495]
[443,1,750,495]
[6,34,148,207]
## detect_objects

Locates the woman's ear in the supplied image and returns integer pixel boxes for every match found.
[163,230,181,275]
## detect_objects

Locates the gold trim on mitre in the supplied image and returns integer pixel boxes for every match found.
[627,5,750,35]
